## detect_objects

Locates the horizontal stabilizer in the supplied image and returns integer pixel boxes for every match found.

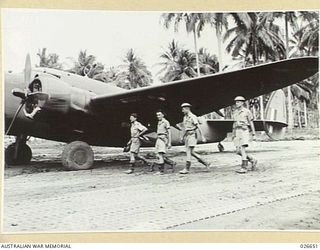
[206,119,287,140]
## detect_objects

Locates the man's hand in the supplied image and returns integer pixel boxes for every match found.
[167,143,172,149]
[202,136,207,143]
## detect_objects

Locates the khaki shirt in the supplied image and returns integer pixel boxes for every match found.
[130,121,147,138]
[157,118,170,135]
[183,112,199,131]
[233,107,253,130]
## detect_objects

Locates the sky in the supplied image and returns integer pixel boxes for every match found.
[2,8,236,83]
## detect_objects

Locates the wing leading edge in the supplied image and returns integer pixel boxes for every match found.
[89,57,318,126]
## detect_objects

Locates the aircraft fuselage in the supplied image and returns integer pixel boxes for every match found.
[5,69,228,147]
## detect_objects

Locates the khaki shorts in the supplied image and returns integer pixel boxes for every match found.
[155,135,168,154]
[185,131,197,148]
[233,128,250,148]
[130,137,141,154]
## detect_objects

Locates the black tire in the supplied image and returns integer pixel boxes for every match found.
[61,141,94,170]
[5,143,32,165]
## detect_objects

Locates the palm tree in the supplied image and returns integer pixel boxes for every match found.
[36,48,62,69]
[198,47,219,75]
[296,11,319,56]
[260,11,298,128]
[158,41,197,82]
[289,22,309,58]
[225,12,285,65]
[201,13,229,71]
[69,50,106,81]
[225,12,285,119]
[118,49,152,89]
[160,13,208,77]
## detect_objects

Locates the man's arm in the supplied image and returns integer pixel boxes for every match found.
[193,115,206,142]
[138,127,148,137]
[176,123,186,143]
[196,124,206,143]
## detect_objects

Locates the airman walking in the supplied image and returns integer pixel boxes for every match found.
[179,103,212,174]
[151,110,176,174]
[124,113,150,174]
[232,96,258,173]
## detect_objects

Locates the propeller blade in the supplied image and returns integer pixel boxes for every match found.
[27,92,49,101]
[24,54,32,86]
[5,101,26,135]
[12,88,26,100]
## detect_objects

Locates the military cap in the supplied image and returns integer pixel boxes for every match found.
[234,96,245,101]
[181,103,192,108]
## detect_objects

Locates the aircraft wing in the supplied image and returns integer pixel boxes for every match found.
[89,57,318,127]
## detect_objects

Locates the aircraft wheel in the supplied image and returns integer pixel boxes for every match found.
[217,142,224,152]
[5,143,32,165]
[62,141,94,170]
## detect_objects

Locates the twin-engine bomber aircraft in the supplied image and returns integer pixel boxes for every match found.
[4,55,318,170]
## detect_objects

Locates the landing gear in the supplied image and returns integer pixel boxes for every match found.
[217,142,224,152]
[5,136,32,165]
[62,141,94,171]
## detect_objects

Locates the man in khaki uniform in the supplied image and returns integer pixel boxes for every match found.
[179,103,212,174]
[124,113,150,174]
[232,96,258,173]
[152,110,176,174]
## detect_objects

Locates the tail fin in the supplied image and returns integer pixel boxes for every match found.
[263,89,288,140]
[265,89,287,123]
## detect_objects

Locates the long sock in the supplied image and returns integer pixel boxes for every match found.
[198,158,208,167]
[186,161,191,171]
[247,155,254,162]
[159,163,165,172]
[242,160,248,168]
[130,162,135,170]
[164,157,175,166]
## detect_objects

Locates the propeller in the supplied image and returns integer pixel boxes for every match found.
[24,54,32,85]
[5,54,48,135]
[5,101,26,135]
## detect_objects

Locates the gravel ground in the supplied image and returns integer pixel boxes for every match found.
[3,138,320,232]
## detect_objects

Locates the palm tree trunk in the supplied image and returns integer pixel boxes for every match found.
[216,23,226,119]
[193,28,201,77]
[260,96,264,119]
[216,26,223,72]
[297,103,302,128]
[285,12,294,129]
[303,99,308,127]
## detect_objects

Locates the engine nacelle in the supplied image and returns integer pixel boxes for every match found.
[30,73,96,114]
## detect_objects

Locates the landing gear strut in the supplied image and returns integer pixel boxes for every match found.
[62,141,94,171]
[217,142,224,152]
[5,135,32,165]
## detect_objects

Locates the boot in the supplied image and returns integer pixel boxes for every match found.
[149,162,155,172]
[124,163,135,174]
[247,156,258,171]
[236,160,248,174]
[180,161,191,174]
[154,163,165,175]
[198,158,212,171]
[164,157,176,172]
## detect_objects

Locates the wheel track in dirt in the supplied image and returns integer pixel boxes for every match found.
[166,189,320,229]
